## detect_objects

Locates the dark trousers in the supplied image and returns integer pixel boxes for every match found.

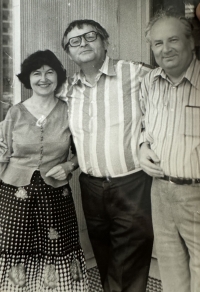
[79,170,153,292]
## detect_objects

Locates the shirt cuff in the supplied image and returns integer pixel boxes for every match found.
[139,131,148,145]
[60,161,75,174]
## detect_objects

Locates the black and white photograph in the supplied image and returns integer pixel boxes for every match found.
[0,1,200,291]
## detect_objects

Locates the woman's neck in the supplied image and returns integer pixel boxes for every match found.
[29,93,57,108]
[32,91,54,100]
[23,94,58,119]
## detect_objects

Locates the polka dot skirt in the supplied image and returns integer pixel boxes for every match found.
[0,171,88,291]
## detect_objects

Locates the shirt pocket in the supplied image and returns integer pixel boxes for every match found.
[184,106,200,137]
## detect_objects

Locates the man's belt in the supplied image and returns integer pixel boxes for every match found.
[160,175,200,185]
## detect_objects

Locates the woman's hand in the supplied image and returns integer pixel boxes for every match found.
[46,165,68,180]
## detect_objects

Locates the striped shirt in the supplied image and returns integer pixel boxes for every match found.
[140,56,200,179]
[59,56,151,177]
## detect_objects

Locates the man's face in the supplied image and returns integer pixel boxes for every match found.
[63,24,107,66]
[150,17,194,76]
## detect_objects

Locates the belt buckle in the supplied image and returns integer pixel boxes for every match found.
[169,176,184,185]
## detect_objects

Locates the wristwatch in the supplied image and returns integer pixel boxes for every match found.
[70,161,75,171]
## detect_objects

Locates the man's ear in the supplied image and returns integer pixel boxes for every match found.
[189,36,195,51]
[66,48,73,61]
[103,39,109,51]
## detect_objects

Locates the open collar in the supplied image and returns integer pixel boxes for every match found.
[71,55,117,86]
[153,56,200,90]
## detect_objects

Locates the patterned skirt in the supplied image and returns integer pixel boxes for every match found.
[0,171,88,292]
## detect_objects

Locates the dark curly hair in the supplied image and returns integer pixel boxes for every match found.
[17,50,67,90]
[61,19,109,52]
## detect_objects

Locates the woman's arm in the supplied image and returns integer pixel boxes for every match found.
[0,109,14,178]
[0,122,8,155]
[45,134,78,181]
[45,153,78,181]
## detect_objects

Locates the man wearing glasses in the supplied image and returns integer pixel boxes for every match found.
[0,20,153,292]
[57,19,153,292]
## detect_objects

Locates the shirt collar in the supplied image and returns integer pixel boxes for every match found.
[99,55,117,76]
[71,55,116,86]
[153,55,200,90]
[184,56,200,89]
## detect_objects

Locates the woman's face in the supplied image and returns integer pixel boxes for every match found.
[30,65,58,97]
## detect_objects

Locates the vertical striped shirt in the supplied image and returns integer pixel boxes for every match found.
[59,56,151,177]
[140,56,200,179]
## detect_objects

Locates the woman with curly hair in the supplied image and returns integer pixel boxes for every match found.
[0,50,88,292]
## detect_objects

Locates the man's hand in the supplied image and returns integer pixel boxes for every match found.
[0,138,7,155]
[46,165,68,181]
[139,142,164,177]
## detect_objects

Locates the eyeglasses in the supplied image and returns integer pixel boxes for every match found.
[65,31,100,49]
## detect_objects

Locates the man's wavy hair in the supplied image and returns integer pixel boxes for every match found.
[17,50,67,90]
[61,19,109,52]
[145,8,194,44]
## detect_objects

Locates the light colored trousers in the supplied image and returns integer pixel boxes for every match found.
[151,178,200,292]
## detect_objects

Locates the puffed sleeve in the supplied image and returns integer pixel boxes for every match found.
[0,108,14,178]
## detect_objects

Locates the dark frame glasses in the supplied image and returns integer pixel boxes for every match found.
[64,31,100,50]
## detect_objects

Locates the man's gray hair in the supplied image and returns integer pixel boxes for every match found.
[145,8,194,44]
